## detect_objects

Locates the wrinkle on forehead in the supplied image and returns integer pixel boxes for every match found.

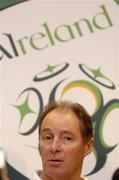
[41,108,82,137]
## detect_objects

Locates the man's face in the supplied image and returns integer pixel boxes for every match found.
[39,109,93,179]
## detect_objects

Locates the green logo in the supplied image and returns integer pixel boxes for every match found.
[114,0,119,5]
[0,0,29,11]
[13,63,119,175]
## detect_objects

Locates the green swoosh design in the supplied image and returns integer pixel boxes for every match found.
[7,162,29,180]
[100,100,119,147]
[0,0,118,11]
[114,0,119,5]
[0,0,29,11]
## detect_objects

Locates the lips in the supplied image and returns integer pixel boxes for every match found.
[48,159,64,166]
[48,158,64,162]
[50,159,63,162]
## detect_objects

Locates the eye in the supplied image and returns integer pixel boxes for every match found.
[65,137,72,141]
[41,134,53,144]
[44,135,52,140]
[62,136,73,144]
[45,135,51,139]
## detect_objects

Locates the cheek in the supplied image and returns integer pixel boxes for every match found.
[65,144,85,160]
[40,143,50,159]
[39,143,46,156]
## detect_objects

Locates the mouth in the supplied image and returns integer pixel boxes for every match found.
[49,159,63,162]
[48,159,64,166]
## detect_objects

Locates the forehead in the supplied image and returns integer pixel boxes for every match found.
[40,109,81,134]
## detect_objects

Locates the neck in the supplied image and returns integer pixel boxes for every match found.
[39,171,84,180]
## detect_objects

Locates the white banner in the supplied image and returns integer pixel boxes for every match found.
[0,0,119,179]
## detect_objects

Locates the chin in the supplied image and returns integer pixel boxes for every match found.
[46,168,66,177]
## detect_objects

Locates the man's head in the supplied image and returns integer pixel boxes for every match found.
[38,101,94,180]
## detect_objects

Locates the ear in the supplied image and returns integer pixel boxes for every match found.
[84,137,94,157]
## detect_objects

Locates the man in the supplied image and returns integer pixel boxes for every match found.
[34,101,94,180]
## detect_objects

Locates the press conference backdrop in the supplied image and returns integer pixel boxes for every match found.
[0,0,119,179]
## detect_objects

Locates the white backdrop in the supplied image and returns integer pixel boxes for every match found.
[0,0,119,179]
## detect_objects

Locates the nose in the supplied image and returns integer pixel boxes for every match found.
[50,137,61,153]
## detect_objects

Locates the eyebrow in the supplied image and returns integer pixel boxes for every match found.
[60,130,74,135]
[41,128,52,133]
[41,128,75,135]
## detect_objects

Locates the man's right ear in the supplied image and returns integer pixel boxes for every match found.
[84,137,94,157]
